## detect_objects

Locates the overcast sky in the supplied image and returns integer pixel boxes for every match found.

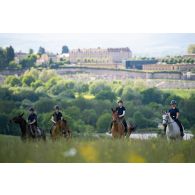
[0,33,194,57]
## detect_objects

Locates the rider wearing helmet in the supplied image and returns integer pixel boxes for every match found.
[109,100,128,135]
[28,107,37,126]
[164,100,184,137]
[28,107,39,135]
[50,105,63,134]
[51,105,63,124]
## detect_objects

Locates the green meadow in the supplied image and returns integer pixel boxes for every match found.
[0,135,195,163]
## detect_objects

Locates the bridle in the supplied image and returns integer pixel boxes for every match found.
[163,115,175,125]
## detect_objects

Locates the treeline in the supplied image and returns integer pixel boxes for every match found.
[0,46,15,68]
[159,56,195,64]
[0,68,195,136]
[0,45,70,70]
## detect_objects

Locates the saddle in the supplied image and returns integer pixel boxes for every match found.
[29,125,42,136]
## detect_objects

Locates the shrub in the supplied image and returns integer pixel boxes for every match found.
[96,113,111,133]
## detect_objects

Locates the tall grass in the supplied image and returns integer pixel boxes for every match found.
[0,135,195,163]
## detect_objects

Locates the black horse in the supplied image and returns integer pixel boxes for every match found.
[10,113,46,141]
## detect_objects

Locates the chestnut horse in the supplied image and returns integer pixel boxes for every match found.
[10,113,46,141]
[51,119,71,140]
[111,108,136,139]
[111,108,125,138]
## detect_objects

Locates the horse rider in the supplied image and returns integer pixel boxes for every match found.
[50,105,63,134]
[109,100,128,135]
[28,107,41,136]
[164,100,184,137]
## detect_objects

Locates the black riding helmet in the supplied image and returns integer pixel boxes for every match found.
[29,107,35,112]
[170,100,177,105]
[54,105,60,110]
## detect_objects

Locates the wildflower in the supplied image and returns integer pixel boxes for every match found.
[79,144,98,162]
[128,153,145,163]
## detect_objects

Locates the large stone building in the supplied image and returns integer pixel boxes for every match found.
[69,47,132,64]
[143,63,195,72]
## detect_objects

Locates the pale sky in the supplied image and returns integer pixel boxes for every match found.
[0,33,194,57]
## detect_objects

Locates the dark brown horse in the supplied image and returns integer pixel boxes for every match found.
[111,108,136,139]
[127,122,136,137]
[10,113,46,141]
[111,108,125,138]
[51,119,71,140]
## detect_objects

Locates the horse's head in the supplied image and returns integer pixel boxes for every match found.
[162,112,169,125]
[111,108,118,122]
[11,113,25,124]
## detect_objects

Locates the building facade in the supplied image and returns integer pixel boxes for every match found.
[36,53,58,65]
[143,64,195,71]
[69,47,132,64]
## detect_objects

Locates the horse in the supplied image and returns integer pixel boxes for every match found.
[51,119,71,140]
[127,122,136,137]
[10,113,46,141]
[162,112,183,140]
[111,108,125,138]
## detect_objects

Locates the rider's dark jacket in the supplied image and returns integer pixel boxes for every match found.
[52,112,63,122]
[169,107,179,120]
[28,113,37,126]
[116,106,126,117]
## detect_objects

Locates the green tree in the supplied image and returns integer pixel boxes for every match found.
[96,113,111,133]
[22,74,35,86]
[38,47,46,55]
[29,48,34,54]
[62,45,69,54]
[35,98,55,113]
[0,113,10,134]
[96,90,116,102]
[0,47,6,67]
[188,44,195,54]
[5,46,15,63]
[20,54,37,68]
[141,88,163,104]
[5,76,22,87]
[90,82,111,95]
[81,109,97,126]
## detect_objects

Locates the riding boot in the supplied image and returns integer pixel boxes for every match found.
[163,125,167,135]
[175,119,184,137]
[109,122,113,134]
[123,119,128,135]
[50,124,55,135]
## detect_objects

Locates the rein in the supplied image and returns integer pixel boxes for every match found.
[163,118,175,125]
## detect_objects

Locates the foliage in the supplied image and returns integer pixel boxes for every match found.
[0,46,15,67]
[96,113,110,133]
[62,45,69,54]
[1,68,195,135]
[38,46,46,55]
[188,44,195,54]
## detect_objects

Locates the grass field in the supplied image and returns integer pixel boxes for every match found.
[0,134,195,163]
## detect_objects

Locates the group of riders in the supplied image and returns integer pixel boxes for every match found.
[26,98,184,138]
[28,105,63,136]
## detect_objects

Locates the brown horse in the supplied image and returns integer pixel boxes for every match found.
[10,113,46,141]
[127,122,136,137]
[51,119,71,140]
[111,109,136,139]
[111,108,125,138]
